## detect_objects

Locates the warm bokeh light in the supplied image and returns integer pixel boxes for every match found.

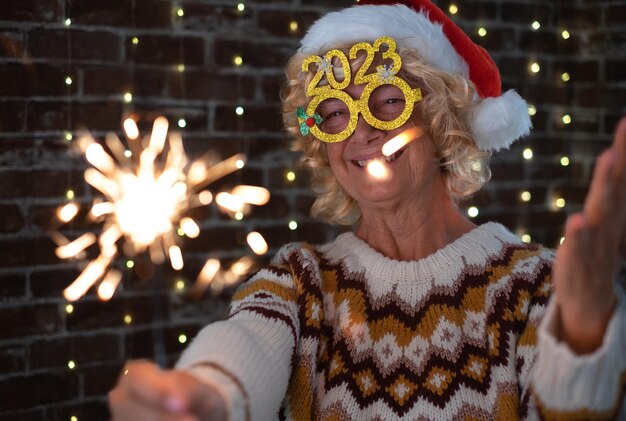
[180,217,200,238]
[58,202,79,223]
[530,62,540,73]
[247,231,268,255]
[231,185,270,206]
[97,269,122,301]
[467,206,479,218]
[560,156,570,166]
[521,191,531,202]
[366,159,389,180]
[382,127,420,157]
[523,148,533,160]
[123,118,139,140]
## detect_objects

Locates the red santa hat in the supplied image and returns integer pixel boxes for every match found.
[298,0,531,152]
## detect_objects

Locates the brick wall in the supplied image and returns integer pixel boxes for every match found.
[0,0,624,419]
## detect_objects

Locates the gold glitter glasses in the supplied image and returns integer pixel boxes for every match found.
[301,36,422,143]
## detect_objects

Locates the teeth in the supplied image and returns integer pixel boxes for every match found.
[385,153,397,162]
[354,150,403,168]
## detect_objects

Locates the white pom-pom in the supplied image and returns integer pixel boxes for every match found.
[469,90,532,151]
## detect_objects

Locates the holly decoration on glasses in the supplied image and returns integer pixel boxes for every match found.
[297,107,323,136]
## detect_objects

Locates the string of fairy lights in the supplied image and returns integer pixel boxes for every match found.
[444,2,574,247]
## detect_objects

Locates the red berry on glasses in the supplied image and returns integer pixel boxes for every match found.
[305,117,315,127]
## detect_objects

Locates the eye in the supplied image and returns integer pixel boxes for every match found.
[384,97,403,105]
[325,110,344,119]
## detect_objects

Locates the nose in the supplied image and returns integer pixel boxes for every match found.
[348,115,385,145]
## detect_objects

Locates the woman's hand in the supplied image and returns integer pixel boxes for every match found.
[553,117,626,354]
[108,360,227,421]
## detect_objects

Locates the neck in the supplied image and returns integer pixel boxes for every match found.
[355,182,475,261]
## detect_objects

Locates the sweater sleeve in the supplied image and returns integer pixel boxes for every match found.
[174,249,302,421]
[529,284,626,420]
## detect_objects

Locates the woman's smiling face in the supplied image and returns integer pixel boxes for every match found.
[323,81,442,211]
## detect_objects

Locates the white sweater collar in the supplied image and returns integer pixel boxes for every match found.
[319,222,523,285]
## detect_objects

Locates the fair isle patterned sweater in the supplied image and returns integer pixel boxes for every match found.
[176,223,626,420]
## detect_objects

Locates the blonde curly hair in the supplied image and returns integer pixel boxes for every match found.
[281,44,491,225]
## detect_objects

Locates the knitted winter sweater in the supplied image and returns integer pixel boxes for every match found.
[176,222,626,420]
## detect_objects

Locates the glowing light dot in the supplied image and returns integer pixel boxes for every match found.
[560,156,570,166]
[176,8,184,17]
[124,314,132,324]
[562,114,572,125]
[123,92,133,103]
[132,37,139,45]
[199,191,213,204]
[555,198,566,208]
[233,56,243,66]
[247,231,268,255]
[68,360,76,369]
[66,190,75,200]
[530,62,541,73]
[235,106,244,116]
[531,21,541,30]
[528,105,537,116]
[237,3,245,12]
[65,76,73,85]
[560,237,565,245]
[177,64,185,72]
[123,150,132,158]
[561,30,570,39]
[289,220,298,230]
[65,132,73,141]
[71,416,78,421]
[521,191,531,202]
[521,234,532,243]
[467,206,479,218]
[65,304,74,314]
[286,171,296,182]
[176,280,185,290]
[523,148,533,160]
[178,334,187,344]
[477,27,487,37]
[177,118,186,128]
[177,228,185,236]
[561,72,570,82]
[235,211,244,220]
[449,4,458,14]
[235,159,245,168]
[64,18,72,26]
[289,21,298,32]
[126,260,135,269]
[58,202,79,222]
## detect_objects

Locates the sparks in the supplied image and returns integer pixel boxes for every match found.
[56,117,269,301]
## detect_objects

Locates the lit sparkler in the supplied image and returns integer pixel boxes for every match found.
[55,116,270,301]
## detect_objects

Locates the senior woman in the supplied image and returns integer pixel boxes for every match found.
[109,1,626,420]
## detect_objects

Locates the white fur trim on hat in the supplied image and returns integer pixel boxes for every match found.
[300,4,469,78]
[469,90,532,152]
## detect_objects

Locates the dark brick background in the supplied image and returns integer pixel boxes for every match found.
[0,0,624,419]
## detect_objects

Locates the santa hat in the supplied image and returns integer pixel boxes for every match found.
[298,0,531,152]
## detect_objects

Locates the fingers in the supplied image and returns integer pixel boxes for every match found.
[120,360,189,413]
[109,387,198,421]
[583,149,615,227]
